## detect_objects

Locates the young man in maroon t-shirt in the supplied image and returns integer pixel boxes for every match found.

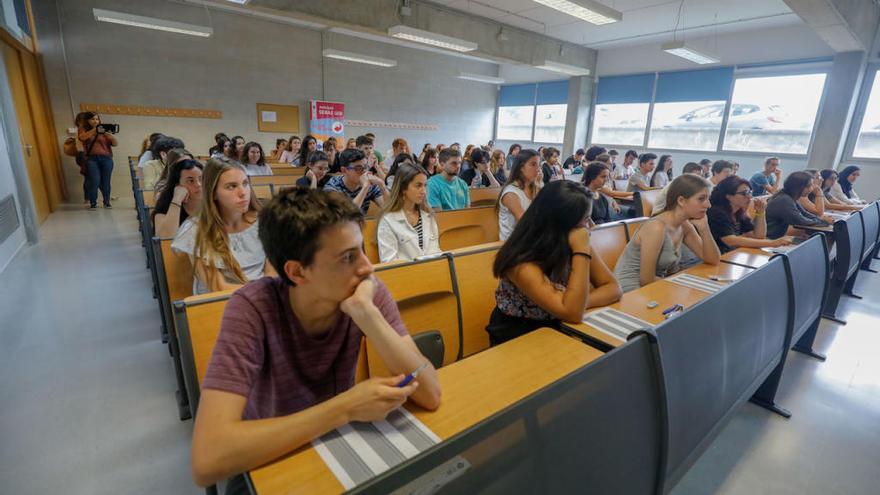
[191,188,442,488]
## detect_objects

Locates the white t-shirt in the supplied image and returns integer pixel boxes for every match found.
[499,184,533,240]
[244,164,273,176]
[171,219,266,295]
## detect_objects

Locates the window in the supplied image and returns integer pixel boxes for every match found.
[648,68,733,151]
[0,0,31,41]
[591,74,654,146]
[496,106,535,141]
[723,73,826,154]
[853,70,880,159]
[496,81,569,143]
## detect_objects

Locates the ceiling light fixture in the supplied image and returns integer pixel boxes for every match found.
[661,41,719,64]
[93,8,212,37]
[388,25,477,52]
[322,49,397,67]
[457,73,505,84]
[532,0,622,25]
[534,60,591,76]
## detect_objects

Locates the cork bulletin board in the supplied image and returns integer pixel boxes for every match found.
[256,103,300,133]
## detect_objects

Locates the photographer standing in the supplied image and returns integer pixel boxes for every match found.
[77,112,117,210]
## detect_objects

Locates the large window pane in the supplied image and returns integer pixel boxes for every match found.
[591,103,650,146]
[853,70,880,159]
[648,101,726,151]
[533,104,567,143]
[496,106,535,141]
[723,73,826,154]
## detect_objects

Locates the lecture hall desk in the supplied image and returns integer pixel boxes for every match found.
[563,261,755,349]
[247,328,603,495]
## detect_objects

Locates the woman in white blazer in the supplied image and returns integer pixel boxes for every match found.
[377,163,442,263]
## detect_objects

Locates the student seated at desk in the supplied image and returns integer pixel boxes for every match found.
[627,153,657,192]
[296,151,331,189]
[819,169,863,212]
[323,148,389,216]
[614,175,721,293]
[152,158,203,238]
[650,155,673,188]
[707,176,792,253]
[377,164,441,262]
[152,148,195,196]
[797,170,827,217]
[190,188,441,488]
[487,181,622,346]
[241,142,273,176]
[829,165,867,205]
[766,171,832,239]
[749,157,782,196]
[498,149,541,239]
[297,135,318,171]
[142,136,185,190]
[172,158,276,295]
[582,162,613,225]
[427,148,470,211]
[460,149,501,189]
[385,152,416,189]
[278,135,301,165]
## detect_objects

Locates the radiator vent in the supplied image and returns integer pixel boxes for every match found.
[0,194,20,244]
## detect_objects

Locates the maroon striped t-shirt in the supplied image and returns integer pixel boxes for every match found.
[202,277,407,420]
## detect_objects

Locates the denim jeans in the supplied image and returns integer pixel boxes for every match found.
[86,155,114,207]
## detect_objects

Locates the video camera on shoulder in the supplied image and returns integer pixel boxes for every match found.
[97,123,120,134]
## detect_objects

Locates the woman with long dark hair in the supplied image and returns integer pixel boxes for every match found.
[420,148,439,176]
[298,135,318,169]
[487,181,621,345]
[650,154,673,188]
[241,142,273,176]
[77,112,118,210]
[819,169,863,212]
[152,159,203,238]
[707,176,790,253]
[582,162,613,225]
[766,171,832,239]
[208,133,228,157]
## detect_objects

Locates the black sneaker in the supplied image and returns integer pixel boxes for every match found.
[89,205,97,211]
[104,203,112,209]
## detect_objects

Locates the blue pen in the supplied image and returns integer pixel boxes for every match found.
[662,304,683,316]
[396,363,428,387]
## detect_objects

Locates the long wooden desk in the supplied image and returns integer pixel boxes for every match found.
[248,328,603,494]
[721,248,774,269]
[563,262,754,348]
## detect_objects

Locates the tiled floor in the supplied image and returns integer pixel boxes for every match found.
[1,206,878,494]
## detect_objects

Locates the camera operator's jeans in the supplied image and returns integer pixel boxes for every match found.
[86,155,114,207]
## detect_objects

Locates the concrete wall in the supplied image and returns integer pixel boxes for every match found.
[32,0,498,204]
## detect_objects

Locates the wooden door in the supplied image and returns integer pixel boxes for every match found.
[1,40,49,222]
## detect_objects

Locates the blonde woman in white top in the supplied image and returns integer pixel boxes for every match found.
[498,149,541,240]
[377,163,441,263]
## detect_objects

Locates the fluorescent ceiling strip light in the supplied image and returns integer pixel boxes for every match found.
[661,41,720,65]
[388,25,478,52]
[322,49,397,67]
[534,60,591,76]
[532,0,622,25]
[179,0,326,30]
[93,9,212,37]
[457,72,505,84]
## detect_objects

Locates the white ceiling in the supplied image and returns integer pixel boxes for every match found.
[431,0,805,49]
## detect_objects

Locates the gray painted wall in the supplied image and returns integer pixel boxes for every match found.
[32,0,498,204]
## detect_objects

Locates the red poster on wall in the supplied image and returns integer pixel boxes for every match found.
[309,100,345,145]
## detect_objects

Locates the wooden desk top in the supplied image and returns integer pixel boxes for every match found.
[721,248,774,268]
[248,328,602,494]
[565,262,754,348]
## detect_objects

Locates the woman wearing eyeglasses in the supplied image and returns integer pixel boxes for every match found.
[707,176,792,254]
